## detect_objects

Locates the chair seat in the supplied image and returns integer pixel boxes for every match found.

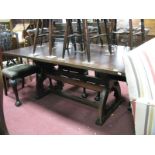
[2,64,37,79]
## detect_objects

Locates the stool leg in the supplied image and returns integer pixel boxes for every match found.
[112,19,117,45]
[141,19,145,43]
[49,19,55,56]
[40,19,44,46]
[129,19,133,50]
[66,37,70,55]
[97,19,103,46]
[68,20,77,51]
[104,19,112,54]
[82,19,91,62]
[62,20,70,58]
[33,19,40,54]
[10,79,22,106]
[77,19,84,51]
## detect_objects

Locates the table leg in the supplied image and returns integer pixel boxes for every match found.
[96,80,122,125]
[35,71,47,99]
[35,61,56,99]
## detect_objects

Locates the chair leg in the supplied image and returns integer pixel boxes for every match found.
[2,76,8,96]
[22,77,25,88]
[10,79,22,106]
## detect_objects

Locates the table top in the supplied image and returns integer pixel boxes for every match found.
[2,42,127,77]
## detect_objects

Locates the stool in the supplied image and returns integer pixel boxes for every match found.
[2,63,38,106]
[33,19,60,56]
[62,19,84,57]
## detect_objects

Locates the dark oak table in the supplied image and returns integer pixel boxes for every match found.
[3,42,127,125]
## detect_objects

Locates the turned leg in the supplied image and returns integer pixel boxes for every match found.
[81,88,88,98]
[94,72,101,101]
[81,71,88,98]
[10,79,22,106]
[95,92,100,101]
[55,81,64,92]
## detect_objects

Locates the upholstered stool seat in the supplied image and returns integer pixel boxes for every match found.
[2,64,37,79]
[2,64,38,106]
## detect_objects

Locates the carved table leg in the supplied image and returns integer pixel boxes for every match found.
[35,61,58,99]
[35,72,46,99]
[96,80,122,125]
[96,87,110,125]
[113,81,121,100]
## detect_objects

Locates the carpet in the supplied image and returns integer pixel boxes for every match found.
[3,76,135,135]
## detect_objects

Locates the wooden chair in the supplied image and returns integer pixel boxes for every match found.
[62,19,91,61]
[112,19,146,50]
[0,31,38,106]
[62,19,84,55]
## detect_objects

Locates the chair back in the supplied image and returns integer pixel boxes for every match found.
[0,31,19,67]
[0,31,19,51]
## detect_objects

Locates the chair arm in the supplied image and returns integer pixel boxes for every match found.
[131,98,155,135]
